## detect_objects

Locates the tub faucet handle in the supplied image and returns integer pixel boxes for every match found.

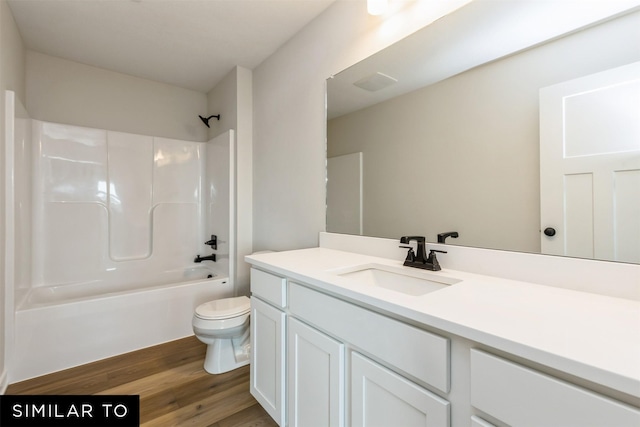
[204,235,217,250]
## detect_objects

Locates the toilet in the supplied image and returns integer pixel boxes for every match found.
[192,296,251,374]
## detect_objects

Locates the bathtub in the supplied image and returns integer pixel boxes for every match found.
[11,268,234,383]
[17,265,221,309]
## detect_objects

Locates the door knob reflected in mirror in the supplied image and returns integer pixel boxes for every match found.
[544,227,556,237]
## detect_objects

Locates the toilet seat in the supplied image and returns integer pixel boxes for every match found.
[195,296,250,320]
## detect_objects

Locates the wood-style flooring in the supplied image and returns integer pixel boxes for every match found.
[6,336,278,427]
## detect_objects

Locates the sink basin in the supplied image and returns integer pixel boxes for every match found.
[334,263,461,296]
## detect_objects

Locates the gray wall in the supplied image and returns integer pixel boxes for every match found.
[26,51,208,142]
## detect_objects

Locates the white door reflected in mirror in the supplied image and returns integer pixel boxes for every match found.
[540,61,640,263]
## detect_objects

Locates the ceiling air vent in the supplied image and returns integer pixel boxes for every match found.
[353,72,398,92]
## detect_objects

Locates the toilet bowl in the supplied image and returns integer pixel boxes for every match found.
[192,295,251,374]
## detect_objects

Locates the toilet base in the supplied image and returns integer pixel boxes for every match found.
[203,330,250,374]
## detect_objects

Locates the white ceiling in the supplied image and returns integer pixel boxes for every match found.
[7,0,336,93]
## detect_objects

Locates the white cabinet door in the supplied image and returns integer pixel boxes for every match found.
[351,352,449,427]
[250,296,286,426]
[288,318,345,427]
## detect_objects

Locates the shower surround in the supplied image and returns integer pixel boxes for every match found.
[6,94,236,382]
[27,121,217,294]
[23,120,232,301]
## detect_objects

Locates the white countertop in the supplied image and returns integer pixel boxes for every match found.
[246,247,640,398]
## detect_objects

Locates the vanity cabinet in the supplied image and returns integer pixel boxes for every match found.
[288,281,450,393]
[249,265,639,427]
[250,268,451,427]
[288,281,451,427]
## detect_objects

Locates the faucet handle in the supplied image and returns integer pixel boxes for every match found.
[427,249,446,271]
[204,235,217,250]
[428,249,447,259]
[399,246,415,262]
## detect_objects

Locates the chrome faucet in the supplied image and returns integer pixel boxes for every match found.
[399,236,446,271]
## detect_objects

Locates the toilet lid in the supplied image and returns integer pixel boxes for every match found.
[195,296,250,320]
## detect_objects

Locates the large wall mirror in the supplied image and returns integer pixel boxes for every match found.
[326,1,640,264]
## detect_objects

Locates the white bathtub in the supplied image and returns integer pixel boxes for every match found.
[11,270,233,383]
[17,265,220,309]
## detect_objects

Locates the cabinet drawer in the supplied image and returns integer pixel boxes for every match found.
[470,349,640,426]
[289,283,450,392]
[251,268,286,307]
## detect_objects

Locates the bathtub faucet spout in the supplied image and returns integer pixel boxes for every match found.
[194,254,216,263]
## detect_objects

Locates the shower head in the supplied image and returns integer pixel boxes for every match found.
[199,114,221,128]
